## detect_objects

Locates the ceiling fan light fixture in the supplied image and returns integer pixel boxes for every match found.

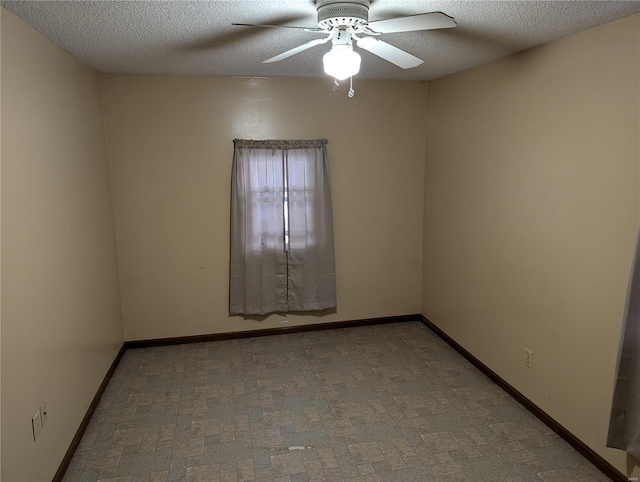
[323,45,361,80]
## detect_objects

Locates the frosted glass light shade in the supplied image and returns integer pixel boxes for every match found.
[323,45,361,80]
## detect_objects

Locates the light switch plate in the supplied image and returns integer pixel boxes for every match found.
[32,410,42,441]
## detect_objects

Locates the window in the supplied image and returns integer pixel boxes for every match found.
[229,139,336,315]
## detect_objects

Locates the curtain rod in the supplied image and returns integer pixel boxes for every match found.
[233,139,328,149]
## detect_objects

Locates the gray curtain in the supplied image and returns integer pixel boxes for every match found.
[230,139,336,315]
[607,228,640,461]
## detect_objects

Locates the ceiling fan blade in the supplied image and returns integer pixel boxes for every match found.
[356,37,423,69]
[367,12,456,34]
[186,15,310,51]
[263,37,331,63]
[232,23,324,32]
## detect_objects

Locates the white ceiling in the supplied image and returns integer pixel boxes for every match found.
[3,0,640,81]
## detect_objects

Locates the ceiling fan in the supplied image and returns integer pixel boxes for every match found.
[233,0,456,90]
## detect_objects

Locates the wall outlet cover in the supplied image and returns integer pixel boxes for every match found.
[525,348,533,369]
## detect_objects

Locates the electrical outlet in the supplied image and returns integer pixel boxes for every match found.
[40,400,48,428]
[32,410,42,441]
[525,348,533,369]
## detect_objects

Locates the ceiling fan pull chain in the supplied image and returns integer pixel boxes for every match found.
[333,79,340,92]
[348,76,355,98]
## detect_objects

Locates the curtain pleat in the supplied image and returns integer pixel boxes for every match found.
[230,140,336,315]
[607,228,640,460]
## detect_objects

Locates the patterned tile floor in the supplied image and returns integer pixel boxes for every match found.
[62,321,611,482]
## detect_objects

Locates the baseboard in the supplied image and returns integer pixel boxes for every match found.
[52,343,127,482]
[57,315,620,482]
[420,315,626,482]
[124,313,422,349]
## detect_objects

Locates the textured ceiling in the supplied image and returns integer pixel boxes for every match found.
[3,1,640,81]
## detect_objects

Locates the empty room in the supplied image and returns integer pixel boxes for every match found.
[1,1,640,481]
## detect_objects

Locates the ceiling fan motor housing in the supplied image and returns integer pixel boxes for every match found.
[316,0,370,29]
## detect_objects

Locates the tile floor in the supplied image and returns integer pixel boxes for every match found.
[62,321,611,481]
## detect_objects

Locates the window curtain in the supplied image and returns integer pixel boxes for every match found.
[230,139,336,315]
[607,228,640,461]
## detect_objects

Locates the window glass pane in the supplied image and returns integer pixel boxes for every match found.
[287,148,321,249]
[238,148,285,252]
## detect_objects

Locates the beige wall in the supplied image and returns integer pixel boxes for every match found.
[2,4,637,479]
[422,14,640,477]
[101,75,427,341]
[1,9,124,481]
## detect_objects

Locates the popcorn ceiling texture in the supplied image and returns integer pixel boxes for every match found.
[2,0,640,80]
